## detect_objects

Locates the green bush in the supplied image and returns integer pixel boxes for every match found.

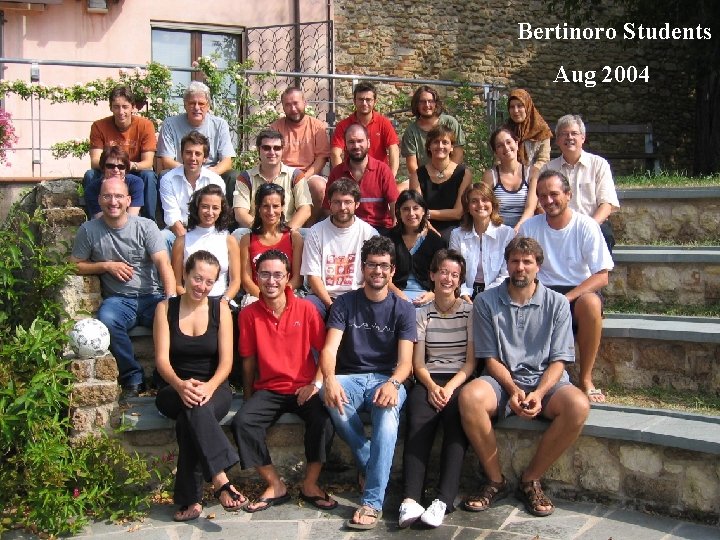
[0,206,164,536]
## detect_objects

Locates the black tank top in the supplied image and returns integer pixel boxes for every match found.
[167,296,220,382]
[418,164,465,237]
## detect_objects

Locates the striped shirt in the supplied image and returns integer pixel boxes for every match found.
[490,165,529,228]
[416,300,473,374]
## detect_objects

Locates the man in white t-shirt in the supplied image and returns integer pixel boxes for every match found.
[519,170,613,403]
[300,177,378,318]
[543,115,620,253]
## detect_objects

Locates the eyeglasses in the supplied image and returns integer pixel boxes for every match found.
[355,97,374,103]
[260,144,283,152]
[558,131,582,138]
[104,163,127,170]
[258,271,287,282]
[419,99,436,105]
[100,194,127,201]
[363,262,393,272]
[437,269,461,280]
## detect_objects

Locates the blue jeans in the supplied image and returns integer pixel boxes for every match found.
[83,168,158,221]
[96,293,164,387]
[321,373,406,511]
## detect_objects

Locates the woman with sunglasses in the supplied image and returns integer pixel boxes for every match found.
[398,249,476,529]
[171,184,240,307]
[238,183,303,308]
[84,145,146,219]
[155,250,247,522]
[388,189,447,306]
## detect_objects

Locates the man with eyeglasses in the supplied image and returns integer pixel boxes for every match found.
[70,176,176,403]
[84,146,146,219]
[401,85,466,187]
[232,129,312,231]
[232,249,336,513]
[319,235,416,530]
[157,80,237,199]
[85,85,158,220]
[330,81,400,177]
[159,130,226,251]
[301,178,378,319]
[543,115,619,253]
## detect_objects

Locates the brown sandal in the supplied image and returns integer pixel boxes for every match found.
[463,476,510,512]
[516,479,555,517]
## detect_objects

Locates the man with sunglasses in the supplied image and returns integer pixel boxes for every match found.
[233,129,312,231]
[71,176,175,403]
[84,146,146,219]
[319,235,416,530]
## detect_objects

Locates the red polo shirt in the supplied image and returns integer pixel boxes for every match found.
[239,287,326,394]
[322,156,399,229]
[331,111,399,164]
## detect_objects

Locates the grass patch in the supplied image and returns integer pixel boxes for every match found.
[605,385,720,416]
[616,170,720,188]
[605,298,720,318]
[617,239,720,247]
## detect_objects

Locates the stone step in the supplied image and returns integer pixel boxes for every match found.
[607,246,720,307]
[611,186,720,244]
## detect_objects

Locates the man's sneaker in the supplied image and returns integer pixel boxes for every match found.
[398,499,425,528]
[420,499,447,528]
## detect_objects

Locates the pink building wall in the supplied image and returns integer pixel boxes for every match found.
[1,0,330,177]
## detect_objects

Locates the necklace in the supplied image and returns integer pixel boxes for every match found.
[433,298,458,317]
[433,161,451,179]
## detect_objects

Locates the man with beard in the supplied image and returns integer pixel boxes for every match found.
[300,178,378,319]
[519,170,613,402]
[401,85,465,187]
[319,235,416,530]
[322,123,399,236]
[270,87,331,225]
[459,236,588,518]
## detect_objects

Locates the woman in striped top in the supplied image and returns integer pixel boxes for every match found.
[398,249,477,529]
[481,127,538,231]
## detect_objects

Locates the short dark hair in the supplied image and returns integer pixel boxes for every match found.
[99,145,130,171]
[327,177,361,203]
[429,248,466,297]
[394,189,429,234]
[537,169,571,193]
[108,85,134,107]
[361,235,395,265]
[187,184,232,231]
[255,128,284,149]
[488,126,518,154]
[181,130,210,158]
[504,236,544,266]
[353,81,376,100]
[280,86,303,101]
[184,249,221,279]
[256,249,291,274]
[425,125,456,158]
[410,85,443,118]
[251,183,290,234]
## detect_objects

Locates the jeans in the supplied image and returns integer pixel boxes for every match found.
[83,168,158,221]
[96,293,164,387]
[322,373,406,511]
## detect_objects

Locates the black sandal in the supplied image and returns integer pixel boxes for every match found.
[463,476,510,512]
[214,481,247,512]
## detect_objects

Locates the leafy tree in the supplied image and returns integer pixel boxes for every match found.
[546,0,720,174]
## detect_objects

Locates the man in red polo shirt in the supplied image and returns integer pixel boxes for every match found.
[323,123,398,236]
[232,250,337,513]
[330,81,400,177]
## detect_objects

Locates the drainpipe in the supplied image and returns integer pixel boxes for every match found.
[293,0,301,87]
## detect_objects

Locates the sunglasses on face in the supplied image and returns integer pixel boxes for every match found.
[260,144,283,152]
[104,163,127,170]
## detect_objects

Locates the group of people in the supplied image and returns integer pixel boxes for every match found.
[71,80,620,529]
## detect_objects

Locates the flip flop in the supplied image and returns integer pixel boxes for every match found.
[173,503,202,522]
[300,490,338,510]
[213,482,247,512]
[586,388,606,403]
[347,505,382,530]
[244,492,291,513]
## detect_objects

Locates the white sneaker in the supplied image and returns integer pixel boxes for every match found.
[420,499,447,528]
[398,499,425,528]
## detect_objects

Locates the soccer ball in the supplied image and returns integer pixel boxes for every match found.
[69,318,111,358]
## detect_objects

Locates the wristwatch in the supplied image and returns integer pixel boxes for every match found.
[221,294,231,303]
[313,380,323,390]
[387,378,401,389]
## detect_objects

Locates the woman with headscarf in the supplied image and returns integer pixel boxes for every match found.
[505,89,552,182]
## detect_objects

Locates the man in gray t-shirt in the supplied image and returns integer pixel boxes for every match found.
[70,177,176,400]
[458,236,589,518]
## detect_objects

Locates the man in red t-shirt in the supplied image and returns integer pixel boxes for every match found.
[330,81,400,177]
[232,250,337,513]
[323,123,398,235]
[85,85,158,220]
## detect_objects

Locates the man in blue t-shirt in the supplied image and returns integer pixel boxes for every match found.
[319,235,416,530]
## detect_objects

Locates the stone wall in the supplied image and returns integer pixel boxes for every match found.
[333,0,696,172]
